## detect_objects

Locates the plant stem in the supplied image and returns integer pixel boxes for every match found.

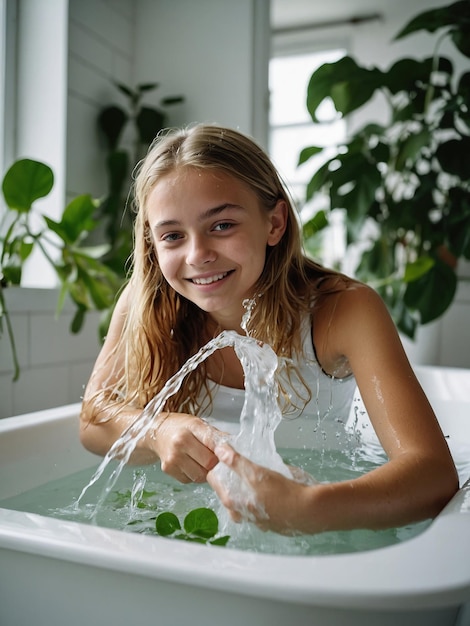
[0,286,20,381]
[34,236,61,272]
[424,29,449,118]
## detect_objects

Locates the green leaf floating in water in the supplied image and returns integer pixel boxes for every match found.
[156,512,181,536]
[154,507,230,547]
[184,507,218,538]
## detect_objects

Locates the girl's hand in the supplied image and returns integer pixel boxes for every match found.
[207,443,312,534]
[152,413,222,483]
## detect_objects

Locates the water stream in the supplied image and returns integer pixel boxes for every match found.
[76,300,293,526]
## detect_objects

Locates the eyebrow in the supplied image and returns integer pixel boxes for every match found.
[153,203,244,229]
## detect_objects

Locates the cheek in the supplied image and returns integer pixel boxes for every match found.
[154,251,173,280]
[155,250,186,293]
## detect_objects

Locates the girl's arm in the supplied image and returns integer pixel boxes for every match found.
[80,284,220,482]
[207,285,459,534]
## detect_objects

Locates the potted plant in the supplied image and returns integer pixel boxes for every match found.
[96,82,184,275]
[0,158,122,379]
[299,0,470,339]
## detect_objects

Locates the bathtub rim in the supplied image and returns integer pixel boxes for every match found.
[1,492,469,612]
[1,365,470,613]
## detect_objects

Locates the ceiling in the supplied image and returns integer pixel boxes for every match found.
[270,0,414,30]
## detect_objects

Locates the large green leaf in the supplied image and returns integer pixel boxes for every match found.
[307,56,383,121]
[384,57,451,96]
[394,1,470,40]
[457,72,470,127]
[71,306,87,334]
[305,159,334,201]
[447,188,470,258]
[394,299,419,339]
[2,159,54,213]
[327,153,381,233]
[298,145,323,166]
[136,106,165,144]
[97,105,128,151]
[395,128,431,171]
[302,210,328,239]
[106,151,129,195]
[435,137,470,178]
[44,195,97,245]
[1,260,22,285]
[403,256,435,283]
[404,258,457,324]
[451,27,470,58]
[342,167,382,239]
[355,237,396,283]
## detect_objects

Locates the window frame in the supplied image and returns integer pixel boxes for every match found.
[268,30,349,268]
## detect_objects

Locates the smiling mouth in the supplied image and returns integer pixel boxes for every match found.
[191,271,231,285]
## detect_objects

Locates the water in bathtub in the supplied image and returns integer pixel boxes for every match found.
[0,301,437,556]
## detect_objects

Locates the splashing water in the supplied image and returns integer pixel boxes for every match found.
[76,298,292,524]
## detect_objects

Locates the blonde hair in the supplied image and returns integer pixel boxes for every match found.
[93,124,348,417]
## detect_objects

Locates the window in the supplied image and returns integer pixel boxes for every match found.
[269,46,347,267]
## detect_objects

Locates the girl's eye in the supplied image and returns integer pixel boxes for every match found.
[213,222,233,232]
[162,232,182,242]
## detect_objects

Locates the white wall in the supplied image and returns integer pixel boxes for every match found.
[67,0,136,199]
[134,0,270,145]
[0,288,101,419]
[67,0,270,200]
[1,0,136,418]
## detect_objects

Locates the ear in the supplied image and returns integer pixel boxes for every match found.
[267,199,288,246]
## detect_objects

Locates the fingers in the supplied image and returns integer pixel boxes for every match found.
[154,415,220,483]
[213,442,243,473]
[160,435,218,482]
[165,454,211,484]
[207,444,263,522]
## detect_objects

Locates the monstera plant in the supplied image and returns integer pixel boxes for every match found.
[0,159,122,379]
[300,0,470,338]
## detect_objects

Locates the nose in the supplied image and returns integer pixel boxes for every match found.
[185,234,216,266]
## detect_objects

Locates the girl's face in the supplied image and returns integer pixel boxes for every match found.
[147,167,286,329]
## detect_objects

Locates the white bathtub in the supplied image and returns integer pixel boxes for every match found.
[0,365,469,626]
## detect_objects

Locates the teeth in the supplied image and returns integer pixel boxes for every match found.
[192,272,228,285]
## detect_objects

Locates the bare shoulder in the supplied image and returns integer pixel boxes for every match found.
[312,280,401,374]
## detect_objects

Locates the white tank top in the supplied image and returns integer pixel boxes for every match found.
[201,315,359,449]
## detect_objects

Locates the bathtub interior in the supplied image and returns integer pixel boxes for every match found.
[0,365,470,619]
[1,365,468,498]
[1,364,469,510]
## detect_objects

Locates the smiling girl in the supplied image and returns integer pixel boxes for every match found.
[80,124,457,534]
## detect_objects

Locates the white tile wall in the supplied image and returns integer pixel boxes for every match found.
[1,0,135,419]
[66,0,135,200]
[0,289,101,419]
[440,278,470,369]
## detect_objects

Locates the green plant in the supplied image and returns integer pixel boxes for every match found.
[154,508,230,546]
[96,82,184,275]
[113,485,230,546]
[0,158,122,379]
[300,0,470,338]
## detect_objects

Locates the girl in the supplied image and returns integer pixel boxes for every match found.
[80,123,458,535]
